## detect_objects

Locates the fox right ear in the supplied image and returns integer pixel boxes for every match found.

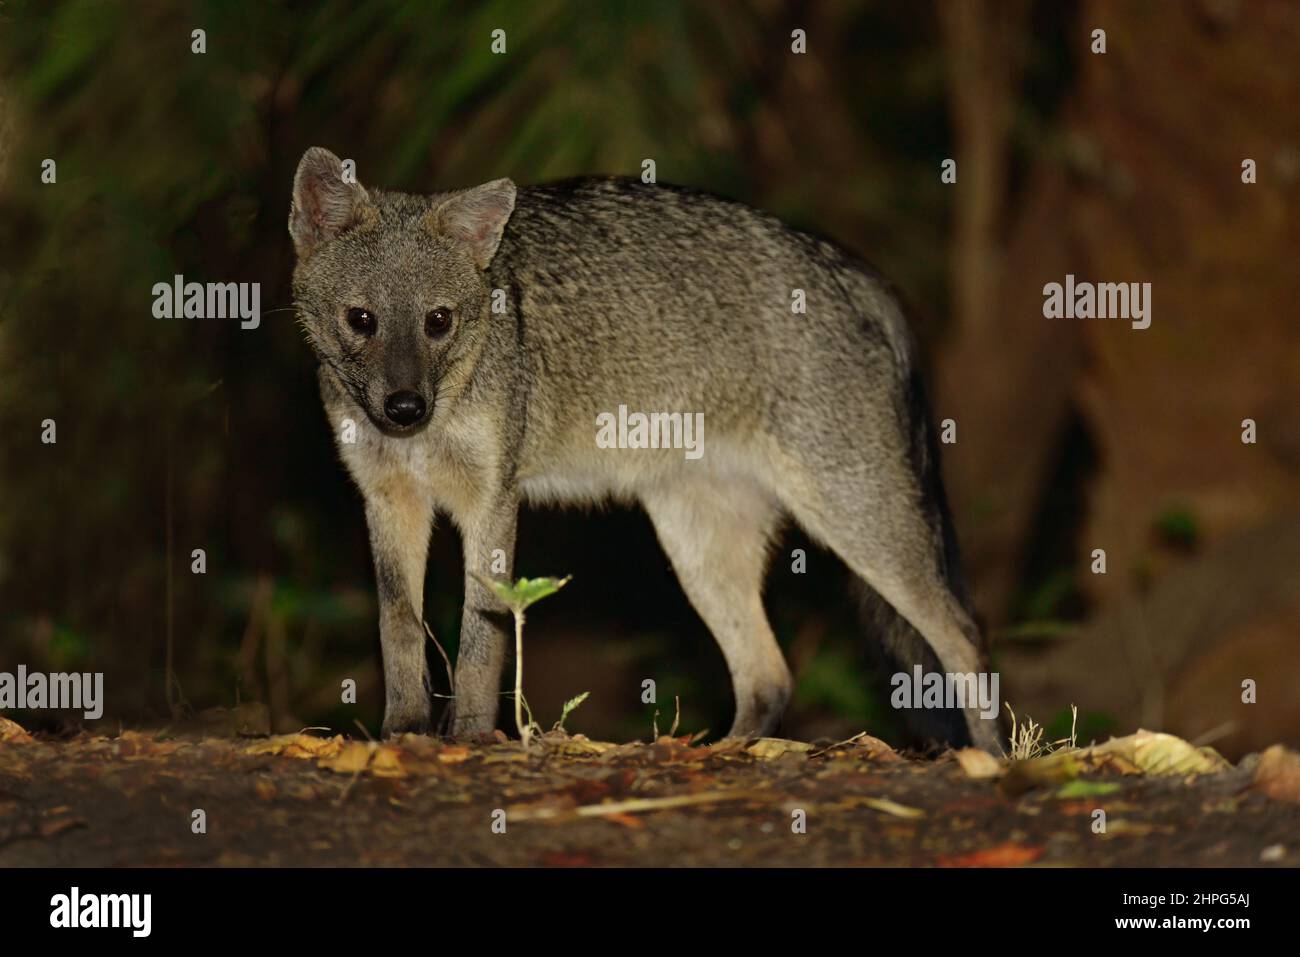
[427,178,516,270]
[289,147,373,259]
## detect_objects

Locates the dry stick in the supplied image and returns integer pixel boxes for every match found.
[423,619,455,694]
[1191,721,1239,748]
[508,790,761,823]
[809,731,867,758]
[424,619,457,735]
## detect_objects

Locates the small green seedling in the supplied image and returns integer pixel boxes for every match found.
[472,573,571,748]
[554,691,589,733]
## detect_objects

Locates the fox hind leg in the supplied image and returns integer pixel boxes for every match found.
[640,476,792,738]
[778,455,1004,753]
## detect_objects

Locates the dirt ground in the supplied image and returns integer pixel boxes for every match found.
[1,721,1297,867]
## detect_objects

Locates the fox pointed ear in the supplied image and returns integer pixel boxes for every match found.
[289,147,373,259]
[427,178,516,269]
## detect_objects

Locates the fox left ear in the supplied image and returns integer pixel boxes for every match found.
[289,147,374,259]
[427,179,516,270]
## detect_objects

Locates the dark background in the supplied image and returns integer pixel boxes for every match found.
[1,0,1297,755]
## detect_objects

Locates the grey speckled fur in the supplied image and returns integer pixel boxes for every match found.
[289,147,1003,753]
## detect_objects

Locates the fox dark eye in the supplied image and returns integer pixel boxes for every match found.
[425,307,453,337]
[346,307,376,335]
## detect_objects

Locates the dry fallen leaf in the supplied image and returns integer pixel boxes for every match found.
[706,738,751,756]
[746,738,814,760]
[318,741,375,774]
[1088,752,1143,775]
[368,745,408,778]
[939,842,1043,867]
[954,747,1004,780]
[244,733,344,759]
[1085,730,1228,776]
[0,717,33,743]
[313,741,413,777]
[845,734,901,760]
[1252,745,1300,802]
[809,732,899,760]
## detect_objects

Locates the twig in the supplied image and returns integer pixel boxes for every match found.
[424,618,457,736]
[423,619,455,694]
[1191,721,1238,747]
[508,790,759,823]
[809,731,867,758]
[333,768,363,806]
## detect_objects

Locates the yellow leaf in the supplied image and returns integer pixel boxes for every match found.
[318,741,374,774]
[369,746,408,778]
[746,738,814,759]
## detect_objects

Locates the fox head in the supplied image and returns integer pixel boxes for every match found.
[289,147,516,434]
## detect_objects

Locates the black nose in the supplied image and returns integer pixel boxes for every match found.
[383,391,426,426]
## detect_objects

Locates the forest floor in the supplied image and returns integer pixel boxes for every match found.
[1,718,1297,867]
